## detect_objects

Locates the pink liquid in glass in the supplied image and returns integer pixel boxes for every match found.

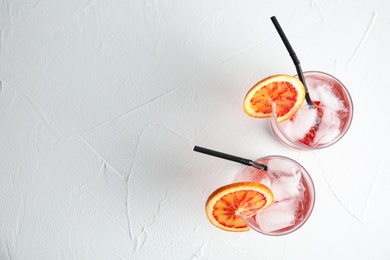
[236,156,315,235]
[270,71,353,150]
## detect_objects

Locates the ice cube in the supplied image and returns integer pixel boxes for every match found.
[259,173,272,188]
[267,158,300,180]
[270,174,303,201]
[256,199,298,232]
[314,107,341,144]
[279,118,294,140]
[291,105,318,140]
[239,167,271,187]
[304,78,320,101]
[267,158,303,201]
[316,84,345,111]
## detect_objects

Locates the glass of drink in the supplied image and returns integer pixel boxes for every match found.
[236,155,315,235]
[270,71,353,150]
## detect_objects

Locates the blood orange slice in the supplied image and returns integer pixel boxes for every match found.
[297,101,324,146]
[205,182,274,232]
[244,75,306,123]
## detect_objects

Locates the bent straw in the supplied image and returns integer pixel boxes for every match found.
[193,146,267,171]
[270,16,314,107]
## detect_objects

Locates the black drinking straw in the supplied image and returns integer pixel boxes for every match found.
[193,146,267,171]
[270,16,314,107]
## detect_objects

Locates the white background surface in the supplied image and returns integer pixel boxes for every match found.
[1,0,390,259]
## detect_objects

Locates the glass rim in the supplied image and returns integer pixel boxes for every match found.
[239,155,316,236]
[270,71,354,150]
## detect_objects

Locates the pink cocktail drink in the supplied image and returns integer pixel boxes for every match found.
[270,71,353,150]
[236,156,315,235]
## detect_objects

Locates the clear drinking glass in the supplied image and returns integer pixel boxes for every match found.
[236,155,315,236]
[270,71,353,150]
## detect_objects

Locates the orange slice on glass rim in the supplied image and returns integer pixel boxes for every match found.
[205,182,274,232]
[243,74,306,123]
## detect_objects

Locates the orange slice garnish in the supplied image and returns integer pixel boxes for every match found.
[205,182,274,232]
[243,74,306,123]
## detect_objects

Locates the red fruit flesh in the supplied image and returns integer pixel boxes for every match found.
[298,101,323,146]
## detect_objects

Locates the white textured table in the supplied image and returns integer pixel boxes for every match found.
[1,0,389,259]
